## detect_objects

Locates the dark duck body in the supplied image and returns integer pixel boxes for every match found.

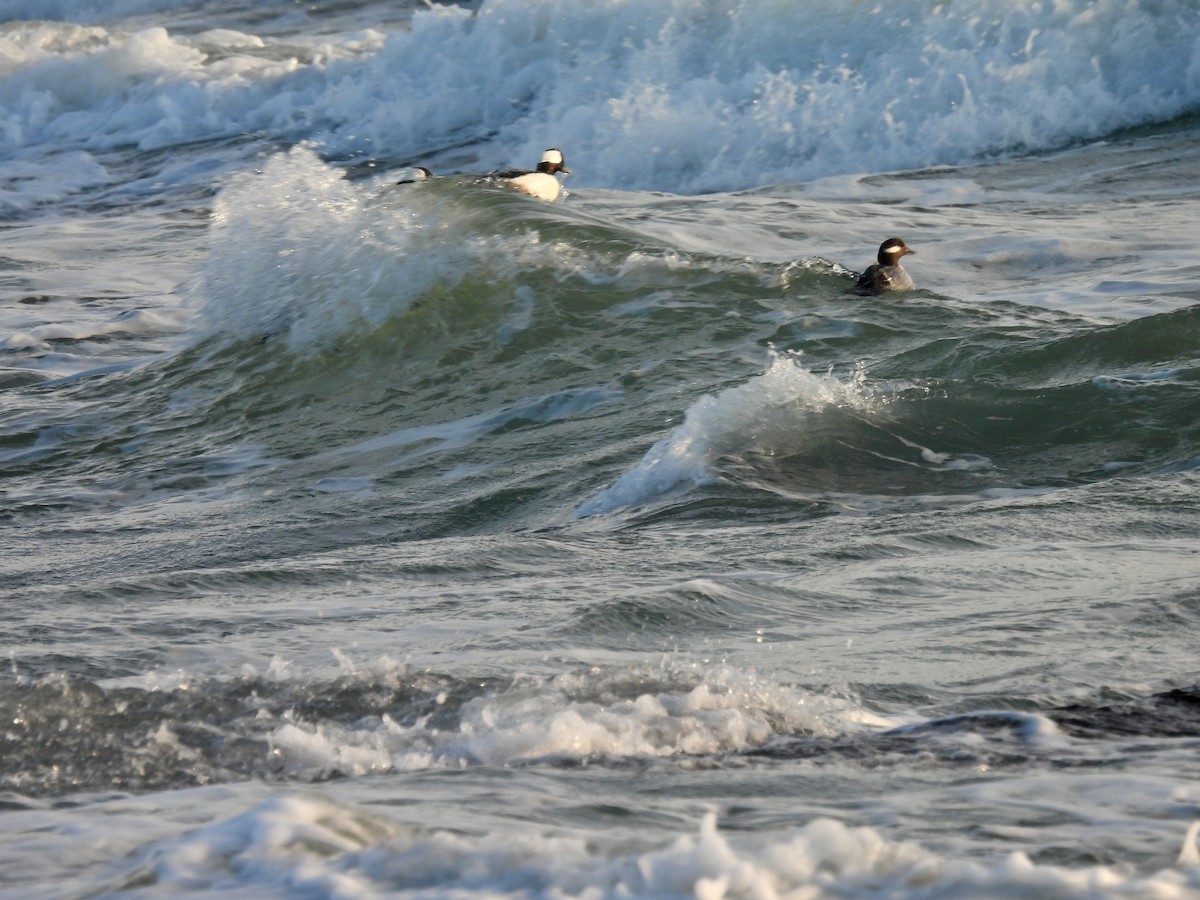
[395,166,433,185]
[851,238,916,295]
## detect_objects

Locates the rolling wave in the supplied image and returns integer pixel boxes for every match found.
[5,148,1197,536]
[2,0,1198,196]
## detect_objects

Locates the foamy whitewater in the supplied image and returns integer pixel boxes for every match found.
[3,0,1200,896]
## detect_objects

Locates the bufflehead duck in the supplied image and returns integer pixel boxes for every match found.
[495,149,570,201]
[395,166,433,185]
[851,238,916,295]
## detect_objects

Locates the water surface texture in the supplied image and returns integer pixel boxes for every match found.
[3,1,1200,896]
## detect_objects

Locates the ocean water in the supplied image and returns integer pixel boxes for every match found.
[3,0,1200,895]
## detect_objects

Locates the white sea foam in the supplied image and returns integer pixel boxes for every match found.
[266,663,858,777]
[577,352,880,516]
[190,146,397,349]
[69,795,1200,898]
[2,0,1198,193]
[190,146,540,352]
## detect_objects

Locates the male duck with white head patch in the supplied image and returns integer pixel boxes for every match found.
[851,238,917,295]
[495,148,571,201]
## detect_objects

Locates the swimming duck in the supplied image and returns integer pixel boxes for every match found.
[395,166,433,185]
[494,149,570,201]
[851,238,916,295]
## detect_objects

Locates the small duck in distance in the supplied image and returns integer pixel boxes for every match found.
[395,166,433,185]
[851,238,916,295]
[494,148,571,201]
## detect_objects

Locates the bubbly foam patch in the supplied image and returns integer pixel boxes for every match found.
[125,800,1200,897]
[266,662,854,776]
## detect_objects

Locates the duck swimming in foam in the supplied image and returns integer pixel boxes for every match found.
[395,166,433,185]
[494,149,571,201]
[851,238,916,295]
